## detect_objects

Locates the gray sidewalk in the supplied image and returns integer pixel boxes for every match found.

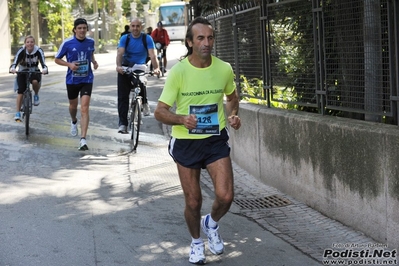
[0,47,390,266]
[162,127,378,264]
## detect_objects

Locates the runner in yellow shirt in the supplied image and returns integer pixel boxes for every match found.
[154,16,241,265]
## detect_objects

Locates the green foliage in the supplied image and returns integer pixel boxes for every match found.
[7,0,185,51]
[240,75,267,105]
[240,75,263,99]
[116,16,130,36]
[39,0,75,48]
[8,0,75,48]
[8,0,29,46]
[240,75,297,110]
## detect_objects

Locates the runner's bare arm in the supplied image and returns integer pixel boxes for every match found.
[226,89,241,130]
[154,101,197,129]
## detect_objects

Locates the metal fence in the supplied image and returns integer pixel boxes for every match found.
[204,0,399,126]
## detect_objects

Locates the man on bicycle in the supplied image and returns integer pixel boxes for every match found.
[115,18,159,133]
[151,21,170,72]
[10,35,48,121]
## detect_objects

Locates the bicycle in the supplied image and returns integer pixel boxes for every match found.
[11,69,42,135]
[155,42,165,78]
[122,66,149,151]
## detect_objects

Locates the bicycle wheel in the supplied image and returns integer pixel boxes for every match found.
[157,54,163,78]
[24,91,31,135]
[130,99,141,150]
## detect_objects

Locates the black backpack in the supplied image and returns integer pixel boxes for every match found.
[125,33,148,56]
[122,33,149,67]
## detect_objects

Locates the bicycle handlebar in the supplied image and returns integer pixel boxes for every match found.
[122,66,150,76]
[9,69,48,75]
[155,42,163,50]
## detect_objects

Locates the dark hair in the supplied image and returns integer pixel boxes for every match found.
[73,18,88,35]
[147,27,153,34]
[182,17,213,59]
[74,18,88,29]
[124,25,130,31]
[157,21,163,27]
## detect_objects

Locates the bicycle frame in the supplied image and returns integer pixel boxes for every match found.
[155,42,165,78]
[16,70,41,135]
[122,66,148,150]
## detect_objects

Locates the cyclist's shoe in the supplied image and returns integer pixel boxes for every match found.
[201,214,224,255]
[33,95,40,106]
[78,138,89,151]
[143,103,151,116]
[70,121,78,136]
[189,243,206,265]
[118,125,128,134]
[14,112,22,122]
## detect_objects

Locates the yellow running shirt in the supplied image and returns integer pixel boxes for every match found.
[158,56,235,139]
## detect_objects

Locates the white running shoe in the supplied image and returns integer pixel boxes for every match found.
[118,125,128,134]
[70,121,78,136]
[201,214,224,255]
[143,103,151,116]
[78,138,88,151]
[189,243,206,265]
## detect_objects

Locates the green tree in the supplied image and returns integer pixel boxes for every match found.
[8,0,29,47]
[39,0,74,48]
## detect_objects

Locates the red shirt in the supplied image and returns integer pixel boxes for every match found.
[151,28,170,46]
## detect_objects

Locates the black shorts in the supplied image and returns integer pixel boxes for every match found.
[168,128,230,169]
[16,72,41,94]
[66,83,93,100]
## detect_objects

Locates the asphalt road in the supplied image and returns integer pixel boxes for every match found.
[0,43,321,266]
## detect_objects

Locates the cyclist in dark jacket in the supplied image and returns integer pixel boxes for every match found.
[10,35,48,121]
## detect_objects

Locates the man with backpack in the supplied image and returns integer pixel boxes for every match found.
[115,18,159,133]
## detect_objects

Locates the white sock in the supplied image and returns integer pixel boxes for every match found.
[207,214,218,229]
[192,237,203,245]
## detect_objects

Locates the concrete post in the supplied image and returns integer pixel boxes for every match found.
[28,0,40,46]
[147,13,157,30]
[0,0,11,72]
[143,3,149,26]
[93,0,99,52]
[116,0,122,18]
[130,2,137,20]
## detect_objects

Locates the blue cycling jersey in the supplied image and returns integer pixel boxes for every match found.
[55,36,96,84]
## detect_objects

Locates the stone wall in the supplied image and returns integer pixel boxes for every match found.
[229,103,399,247]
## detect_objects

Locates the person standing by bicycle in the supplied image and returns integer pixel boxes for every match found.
[10,35,48,121]
[154,17,241,264]
[151,21,170,72]
[54,18,99,151]
[115,18,159,134]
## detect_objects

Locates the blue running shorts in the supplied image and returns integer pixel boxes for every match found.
[168,128,230,169]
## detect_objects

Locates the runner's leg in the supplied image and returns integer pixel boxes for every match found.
[177,163,202,239]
